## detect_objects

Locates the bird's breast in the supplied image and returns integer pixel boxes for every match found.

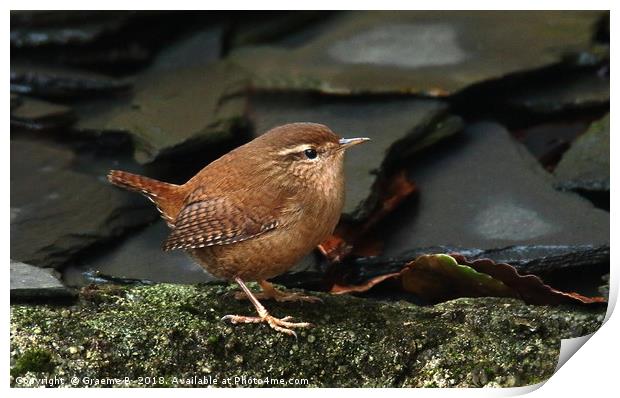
[189,179,345,282]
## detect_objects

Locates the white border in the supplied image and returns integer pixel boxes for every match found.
[4,2,616,397]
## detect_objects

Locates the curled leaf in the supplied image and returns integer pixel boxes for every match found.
[400,254,517,303]
[331,272,400,295]
[330,253,606,306]
[450,254,607,305]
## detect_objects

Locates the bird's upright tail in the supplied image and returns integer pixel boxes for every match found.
[107,170,183,224]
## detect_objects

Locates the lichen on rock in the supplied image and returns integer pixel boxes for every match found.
[10,283,604,387]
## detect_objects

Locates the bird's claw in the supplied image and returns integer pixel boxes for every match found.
[232,289,323,303]
[221,313,312,337]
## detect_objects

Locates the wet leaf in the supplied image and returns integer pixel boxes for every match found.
[450,254,607,305]
[331,272,400,295]
[330,253,606,306]
[400,254,517,303]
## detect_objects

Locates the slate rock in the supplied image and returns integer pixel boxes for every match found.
[10,11,134,48]
[11,138,157,269]
[231,11,604,94]
[37,41,152,71]
[63,219,327,287]
[455,64,609,122]
[226,11,333,49]
[10,96,75,131]
[10,11,164,71]
[506,68,609,115]
[64,221,216,286]
[382,122,609,258]
[10,63,130,99]
[10,260,76,302]
[512,121,591,169]
[251,93,462,221]
[75,62,249,164]
[555,114,609,192]
[146,27,222,74]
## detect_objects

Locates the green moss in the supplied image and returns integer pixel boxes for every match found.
[10,283,605,387]
[11,349,55,378]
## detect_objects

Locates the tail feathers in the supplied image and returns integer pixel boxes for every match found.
[107,170,182,224]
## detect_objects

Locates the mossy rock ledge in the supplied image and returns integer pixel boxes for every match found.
[10,283,604,387]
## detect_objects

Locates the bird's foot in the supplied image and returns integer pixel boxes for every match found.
[221,313,312,337]
[268,290,323,303]
[233,280,322,303]
[233,289,322,303]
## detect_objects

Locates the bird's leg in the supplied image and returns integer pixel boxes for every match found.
[233,280,322,303]
[259,280,323,303]
[222,277,313,337]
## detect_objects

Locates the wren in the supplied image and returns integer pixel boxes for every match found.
[108,123,369,336]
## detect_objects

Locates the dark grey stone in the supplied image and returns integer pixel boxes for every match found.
[10,138,157,269]
[10,96,74,131]
[66,221,217,286]
[145,27,222,73]
[382,122,609,257]
[75,62,249,164]
[10,260,75,301]
[10,12,132,48]
[506,68,609,114]
[10,63,130,99]
[63,219,328,287]
[555,114,609,192]
[231,11,604,94]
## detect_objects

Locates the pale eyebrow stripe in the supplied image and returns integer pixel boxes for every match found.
[277,144,313,157]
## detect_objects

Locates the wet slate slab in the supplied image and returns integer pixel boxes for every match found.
[10,260,76,302]
[64,221,216,287]
[505,67,609,115]
[10,11,134,48]
[251,93,462,221]
[10,63,130,99]
[145,27,222,74]
[10,12,210,72]
[75,62,249,164]
[226,11,333,49]
[230,11,603,95]
[381,122,609,258]
[64,219,328,287]
[10,96,75,131]
[555,114,609,192]
[11,138,157,269]
[37,41,152,71]
[511,122,591,170]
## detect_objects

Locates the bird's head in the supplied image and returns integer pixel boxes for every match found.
[252,123,369,187]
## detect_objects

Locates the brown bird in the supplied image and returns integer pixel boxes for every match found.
[107,123,369,336]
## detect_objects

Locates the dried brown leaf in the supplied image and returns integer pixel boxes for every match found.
[318,170,416,263]
[330,272,400,295]
[450,254,607,305]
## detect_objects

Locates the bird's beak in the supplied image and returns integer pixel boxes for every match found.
[338,137,371,150]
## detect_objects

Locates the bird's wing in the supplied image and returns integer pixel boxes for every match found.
[161,194,283,251]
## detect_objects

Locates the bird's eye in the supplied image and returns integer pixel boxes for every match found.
[303,148,318,160]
